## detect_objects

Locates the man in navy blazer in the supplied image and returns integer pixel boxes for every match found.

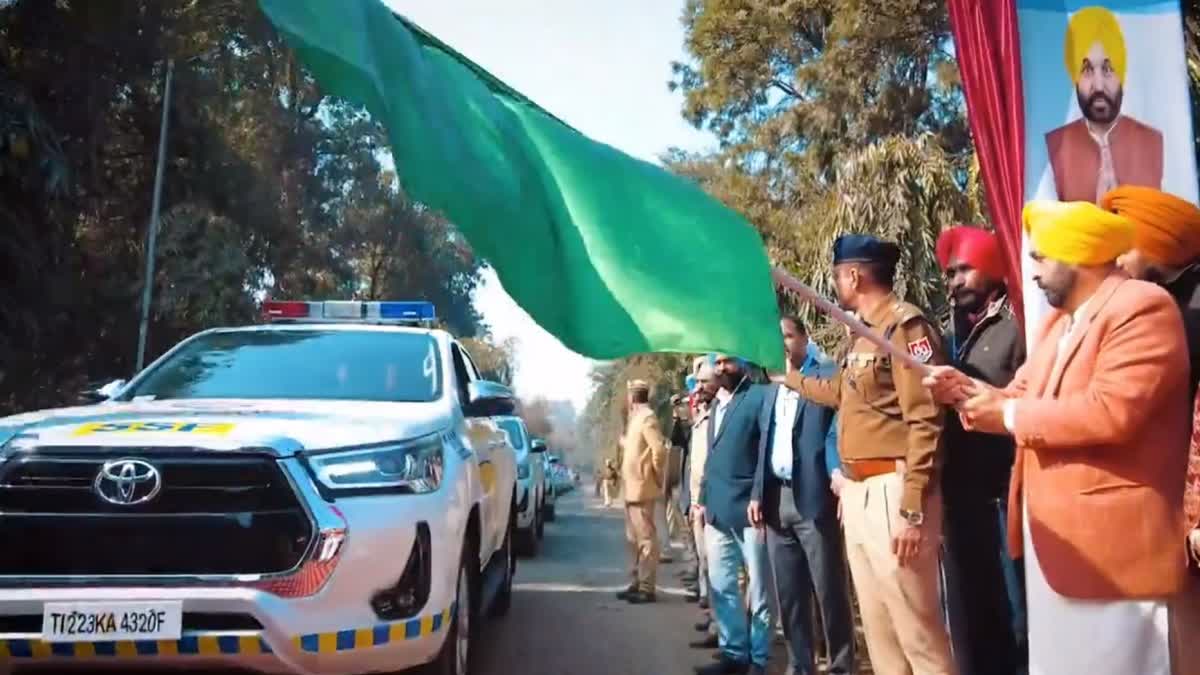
[695,354,772,675]
[749,317,855,675]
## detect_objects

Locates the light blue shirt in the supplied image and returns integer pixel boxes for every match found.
[770,343,841,480]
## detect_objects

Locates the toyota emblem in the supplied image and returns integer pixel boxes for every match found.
[94,459,162,506]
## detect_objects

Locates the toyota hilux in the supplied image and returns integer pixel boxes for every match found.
[0,300,517,675]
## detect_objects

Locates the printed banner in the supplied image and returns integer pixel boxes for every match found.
[1017,0,1198,339]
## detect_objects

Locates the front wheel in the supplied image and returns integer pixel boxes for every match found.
[414,547,473,675]
[489,511,514,618]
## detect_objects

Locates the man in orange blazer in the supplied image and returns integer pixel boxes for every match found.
[925,200,1189,675]
[1045,7,1163,203]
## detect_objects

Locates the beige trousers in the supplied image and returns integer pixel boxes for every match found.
[1170,574,1200,675]
[602,480,616,506]
[692,510,708,599]
[625,501,659,593]
[841,472,956,675]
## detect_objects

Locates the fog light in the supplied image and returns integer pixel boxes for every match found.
[370,522,431,620]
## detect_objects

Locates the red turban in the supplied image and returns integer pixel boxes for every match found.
[935,225,1006,282]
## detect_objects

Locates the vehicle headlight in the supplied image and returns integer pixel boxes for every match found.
[308,434,444,494]
[517,461,531,480]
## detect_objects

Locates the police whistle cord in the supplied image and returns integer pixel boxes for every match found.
[770,266,934,376]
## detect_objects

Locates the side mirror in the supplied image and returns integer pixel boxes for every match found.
[529,441,547,454]
[464,380,516,418]
[97,379,127,399]
[79,379,127,405]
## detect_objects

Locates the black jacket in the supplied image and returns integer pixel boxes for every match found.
[942,295,1026,505]
[1164,264,1200,397]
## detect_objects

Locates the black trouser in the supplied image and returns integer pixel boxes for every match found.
[765,483,855,675]
[943,497,1028,675]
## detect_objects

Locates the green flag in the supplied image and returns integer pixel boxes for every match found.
[260,0,783,370]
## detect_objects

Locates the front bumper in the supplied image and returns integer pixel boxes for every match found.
[0,459,469,675]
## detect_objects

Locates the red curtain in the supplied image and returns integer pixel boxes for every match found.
[946,0,1026,324]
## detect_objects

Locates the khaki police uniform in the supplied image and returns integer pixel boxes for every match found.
[621,400,669,594]
[785,292,955,675]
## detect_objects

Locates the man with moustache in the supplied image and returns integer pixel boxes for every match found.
[1103,186,1200,393]
[748,316,855,675]
[1046,6,1163,203]
[934,226,1028,675]
[776,234,955,675]
[925,200,1190,674]
[1101,185,1200,675]
[695,354,771,675]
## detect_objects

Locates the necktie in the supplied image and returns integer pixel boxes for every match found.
[1095,135,1118,202]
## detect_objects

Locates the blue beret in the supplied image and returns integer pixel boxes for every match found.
[833,234,901,267]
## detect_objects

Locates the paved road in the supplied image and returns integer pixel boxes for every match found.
[477,490,722,675]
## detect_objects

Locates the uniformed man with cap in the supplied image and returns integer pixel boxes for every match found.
[778,234,956,675]
[617,378,670,604]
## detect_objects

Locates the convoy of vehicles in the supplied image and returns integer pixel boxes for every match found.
[0,299,578,675]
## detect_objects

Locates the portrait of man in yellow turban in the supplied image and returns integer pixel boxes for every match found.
[1045,6,1163,204]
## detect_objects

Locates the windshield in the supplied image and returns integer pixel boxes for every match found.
[496,419,527,452]
[123,330,442,402]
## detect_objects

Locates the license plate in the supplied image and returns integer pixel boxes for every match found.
[41,601,183,643]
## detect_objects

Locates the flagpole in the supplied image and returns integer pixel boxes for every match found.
[135,58,174,373]
[770,266,933,375]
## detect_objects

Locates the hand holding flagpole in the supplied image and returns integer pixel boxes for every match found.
[770,266,934,375]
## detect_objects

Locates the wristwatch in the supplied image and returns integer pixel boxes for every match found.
[899,509,924,527]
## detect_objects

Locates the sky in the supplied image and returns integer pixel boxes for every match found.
[385,0,715,413]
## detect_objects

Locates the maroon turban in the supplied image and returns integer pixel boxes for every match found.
[935,225,1006,282]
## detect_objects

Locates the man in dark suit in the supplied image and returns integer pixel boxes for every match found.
[695,353,771,675]
[749,317,855,675]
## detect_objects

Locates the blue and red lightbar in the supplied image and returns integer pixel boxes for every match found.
[262,300,436,325]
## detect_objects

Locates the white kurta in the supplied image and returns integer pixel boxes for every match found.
[1023,498,1171,674]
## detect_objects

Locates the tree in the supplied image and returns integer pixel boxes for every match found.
[670,0,969,182]
[0,0,487,413]
[461,337,516,386]
[578,353,691,471]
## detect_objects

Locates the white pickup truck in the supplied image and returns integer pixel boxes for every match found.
[0,300,517,675]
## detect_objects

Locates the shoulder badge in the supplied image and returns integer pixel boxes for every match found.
[906,336,934,363]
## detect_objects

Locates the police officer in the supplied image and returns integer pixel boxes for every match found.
[617,379,669,604]
[778,234,955,675]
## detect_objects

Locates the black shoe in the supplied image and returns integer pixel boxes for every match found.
[694,656,749,674]
[615,585,637,600]
[694,620,711,632]
[698,596,709,610]
[688,635,719,649]
[685,591,700,603]
[625,590,657,604]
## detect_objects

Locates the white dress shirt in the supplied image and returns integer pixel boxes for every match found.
[771,387,801,480]
[713,387,734,435]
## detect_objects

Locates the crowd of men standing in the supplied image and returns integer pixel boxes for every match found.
[611,184,1200,675]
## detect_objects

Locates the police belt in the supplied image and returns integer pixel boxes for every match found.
[842,458,905,481]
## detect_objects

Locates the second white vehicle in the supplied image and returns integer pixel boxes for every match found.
[495,417,545,557]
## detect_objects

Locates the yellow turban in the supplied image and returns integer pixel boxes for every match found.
[1064,7,1126,84]
[1022,200,1134,266]
[1101,186,1200,266]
